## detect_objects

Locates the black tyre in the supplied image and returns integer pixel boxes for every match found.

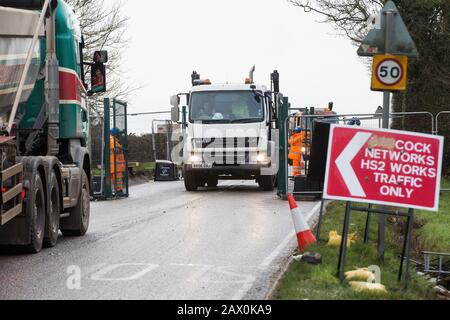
[60,171,90,237]
[23,173,46,253]
[184,171,198,191]
[206,177,218,188]
[44,171,60,248]
[259,175,276,191]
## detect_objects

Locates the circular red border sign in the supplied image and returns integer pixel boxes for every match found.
[375,58,404,87]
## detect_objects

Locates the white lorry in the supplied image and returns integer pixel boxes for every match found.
[171,68,281,191]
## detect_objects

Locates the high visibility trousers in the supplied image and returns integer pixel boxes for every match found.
[293,159,302,177]
[111,172,124,193]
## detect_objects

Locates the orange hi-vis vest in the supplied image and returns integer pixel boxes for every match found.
[288,132,304,161]
[110,136,126,173]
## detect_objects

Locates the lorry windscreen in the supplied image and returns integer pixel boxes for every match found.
[190,91,264,124]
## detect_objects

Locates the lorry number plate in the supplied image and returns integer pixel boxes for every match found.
[193,163,213,169]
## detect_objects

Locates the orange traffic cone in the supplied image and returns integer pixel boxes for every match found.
[288,194,317,252]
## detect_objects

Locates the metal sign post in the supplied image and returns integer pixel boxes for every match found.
[358,0,419,261]
[277,96,289,199]
[378,6,396,262]
[324,125,444,289]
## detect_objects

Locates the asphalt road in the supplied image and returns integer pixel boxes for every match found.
[0,181,321,300]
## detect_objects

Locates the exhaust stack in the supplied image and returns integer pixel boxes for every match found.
[248,66,256,84]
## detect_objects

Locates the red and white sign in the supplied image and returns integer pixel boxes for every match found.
[323,125,444,211]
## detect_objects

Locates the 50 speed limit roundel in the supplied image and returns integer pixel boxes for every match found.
[371,55,408,91]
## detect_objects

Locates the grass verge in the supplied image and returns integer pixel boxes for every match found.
[272,184,450,300]
[414,179,450,253]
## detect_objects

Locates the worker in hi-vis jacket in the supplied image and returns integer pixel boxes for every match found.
[288,127,305,177]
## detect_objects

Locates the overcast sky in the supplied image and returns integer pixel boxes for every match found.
[120,0,382,135]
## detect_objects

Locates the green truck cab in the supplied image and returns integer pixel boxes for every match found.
[0,0,107,253]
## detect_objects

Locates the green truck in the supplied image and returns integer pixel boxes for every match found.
[0,0,107,253]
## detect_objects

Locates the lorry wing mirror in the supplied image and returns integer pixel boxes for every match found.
[87,51,108,96]
[90,62,106,95]
[170,95,180,108]
[171,106,180,122]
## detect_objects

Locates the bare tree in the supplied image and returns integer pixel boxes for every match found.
[288,0,450,173]
[287,0,383,44]
[66,0,135,114]
[287,0,450,85]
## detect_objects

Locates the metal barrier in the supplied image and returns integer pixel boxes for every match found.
[152,120,183,181]
[436,111,450,191]
[93,98,129,200]
[151,120,180,163]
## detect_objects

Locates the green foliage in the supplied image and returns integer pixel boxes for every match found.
[414,180,450,253]
[392,0,450,123]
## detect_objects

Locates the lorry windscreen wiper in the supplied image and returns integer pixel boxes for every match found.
[199,119,233,124]
[231,118,263,124]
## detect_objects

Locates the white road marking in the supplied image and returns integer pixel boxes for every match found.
[259,232,296,269]
[90,263,159,281]
[170,264,215,282]
[231,282,255,301]
[81,263,108,277]
[259,202,321,268]
[232,201,323,300]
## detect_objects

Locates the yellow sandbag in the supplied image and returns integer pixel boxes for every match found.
[327,231,341,246]
[348,233,358,244]
[349,281,388,294]
[345,268,376,283]
[327,231,358,247]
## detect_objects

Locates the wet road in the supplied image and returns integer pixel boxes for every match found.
[0,181,321,300]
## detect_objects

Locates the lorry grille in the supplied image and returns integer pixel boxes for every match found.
[193,137,260,149]
[192,137,263,166]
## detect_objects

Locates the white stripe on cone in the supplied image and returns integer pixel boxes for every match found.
[288,194,317,252]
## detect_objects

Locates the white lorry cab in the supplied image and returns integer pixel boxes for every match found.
[171,69,281,192]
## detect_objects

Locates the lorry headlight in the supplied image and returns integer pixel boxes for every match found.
[189,155,201,163]
[257,154,268,163]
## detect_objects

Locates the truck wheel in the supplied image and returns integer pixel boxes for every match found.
[184,171,198,191]
[259,175,276,191]
[44,171,60,248]
[23,173,46,253]
[198,178,206,188]
[60,171,90,237]
[207,177,218,188]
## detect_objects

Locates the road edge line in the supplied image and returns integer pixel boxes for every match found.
[263,201,327,300]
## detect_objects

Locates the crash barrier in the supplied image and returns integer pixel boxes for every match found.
[92,98,129,200]
[152,120,177,164]
[282,111,435,198]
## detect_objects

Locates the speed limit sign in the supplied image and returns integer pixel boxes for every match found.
[371,55,408,91]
